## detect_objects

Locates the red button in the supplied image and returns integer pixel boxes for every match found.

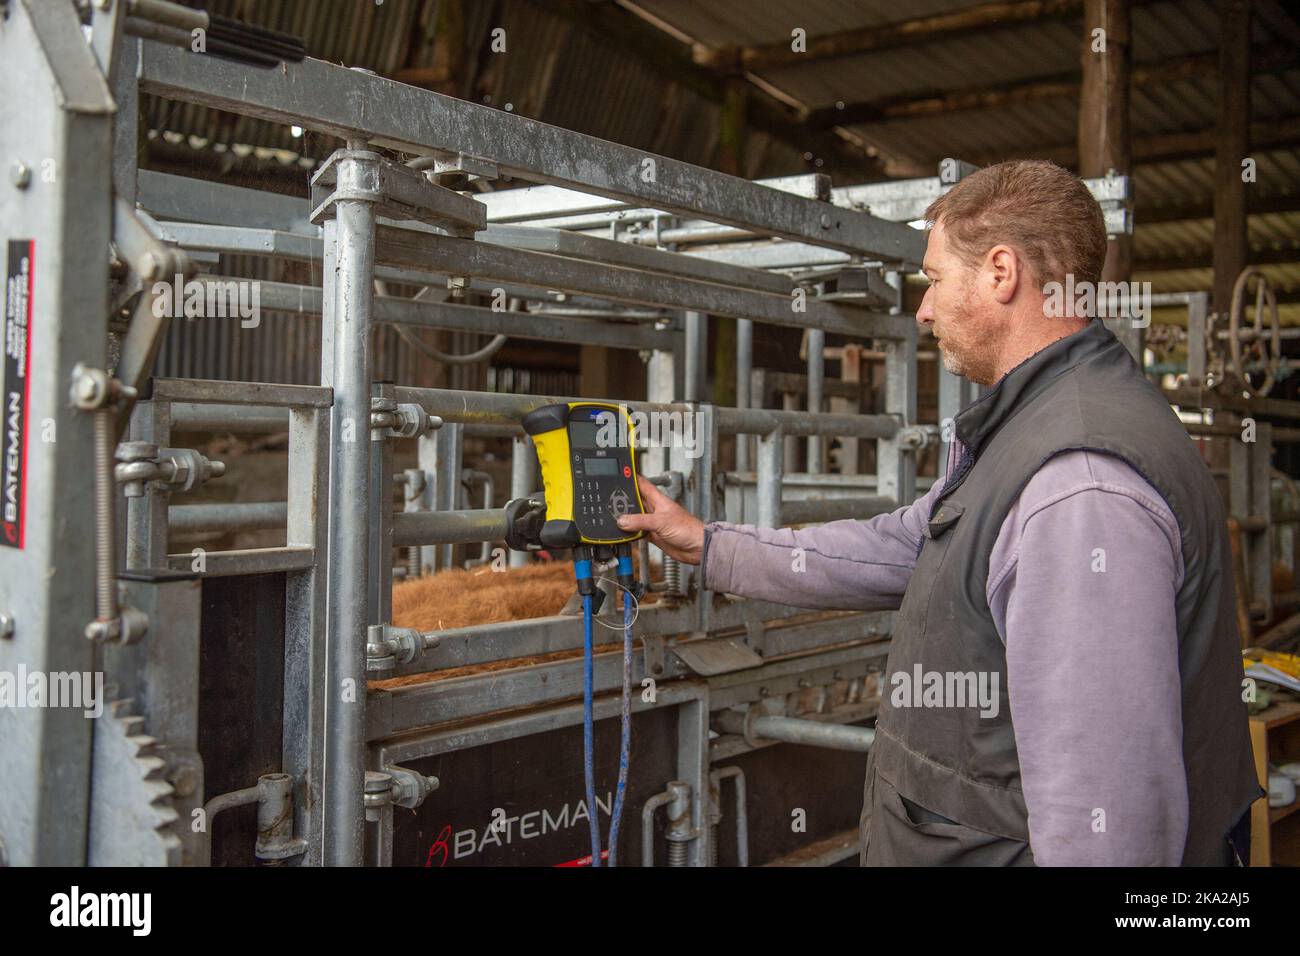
[623,466,631,477]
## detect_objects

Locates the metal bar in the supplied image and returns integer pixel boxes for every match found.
[168,501,287,533]
[736,318,753,472]
[509,435,535,569]
[392,508,506,548]
[756,429,784,529]
[138,169,316,234]
[684,311,705,402]
[392,386,897,440]
[226,276,675,351]
[780,496,895,525]
[480,224,797,296]
[126,401,172,571]
[807,328,825,473]
[318,149,379,867]
[165,546,314,575]
[376,227,914,339]
[150,377,331,408]
[137,41,924,262]
[282,405,329,864]
[169,402,291,432]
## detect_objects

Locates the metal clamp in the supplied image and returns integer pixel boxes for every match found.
[366,623,439,672]
[115,442,226,497]
[371,397,441,440]
[310,147,486,237]
[364,766,440,821]
[897,423,938,451]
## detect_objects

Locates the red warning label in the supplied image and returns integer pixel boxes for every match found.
[2,239,33,549]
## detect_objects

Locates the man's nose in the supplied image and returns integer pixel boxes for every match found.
[916,289,934,326]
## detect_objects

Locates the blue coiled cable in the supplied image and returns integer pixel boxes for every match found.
[581,590,601,866]
[607,568,635,866]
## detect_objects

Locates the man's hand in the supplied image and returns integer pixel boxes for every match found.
[616,475,705,565]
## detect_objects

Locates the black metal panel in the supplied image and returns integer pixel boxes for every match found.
[391,705,869,867]
[714,735,869,867]
[197,573,287,867]
[392,708,677,867]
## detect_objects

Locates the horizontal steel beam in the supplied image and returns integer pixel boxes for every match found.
[376,227,914,338]
[393,386,899,439]
[150,377,332,408]
[138,169,316,235]
[169,502,287,534]
[780,496,896,525]
[392,509,506,548]
[480,224,796,296]
[136,40,925,263]
[477,174,829,223]
[165,546,315,575]
[209,276,674,351]
[169,402,291,432]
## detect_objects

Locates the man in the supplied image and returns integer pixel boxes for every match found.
[617,160,1263,866]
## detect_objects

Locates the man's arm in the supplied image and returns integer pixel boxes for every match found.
[698,496,937,610]
[988,450,1188,866]
[617,448,951,610]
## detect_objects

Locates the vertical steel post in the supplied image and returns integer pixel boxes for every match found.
[877,272,917,507]
[676,689,711,866]
[318,146,379,867]
[736,318,753,472]
[807,327,825,474]
[1186,292,1209,387]
[509,434,535,568]
[369,381,395,625]
[283,405,329,865]
[684,310,705,402]
[125,400,172,571]
[757,428,784,529]
[431,422,463,571]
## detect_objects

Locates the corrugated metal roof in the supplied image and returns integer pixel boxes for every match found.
[141,0,1299,333]
[628,0,976,49]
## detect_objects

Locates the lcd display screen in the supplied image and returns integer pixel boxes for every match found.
[583,457,619,476]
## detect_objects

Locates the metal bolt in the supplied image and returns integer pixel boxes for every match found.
[74,376,97,403]
[138,251,163,281]
[0,613,13,640]
[819,213,831,229]
[170,765,199,798]
[10,162,30,190]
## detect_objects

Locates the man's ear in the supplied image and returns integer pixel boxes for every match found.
[985,245,1020,304]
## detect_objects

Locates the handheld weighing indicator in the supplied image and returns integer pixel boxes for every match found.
[523,402,646,548]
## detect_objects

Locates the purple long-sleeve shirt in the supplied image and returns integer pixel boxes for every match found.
[701,441,1188,866]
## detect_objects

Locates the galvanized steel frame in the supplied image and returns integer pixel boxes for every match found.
[6,20,933,867]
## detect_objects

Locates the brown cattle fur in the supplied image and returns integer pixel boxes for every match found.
[391,556,657,633]
[380,558,657,691]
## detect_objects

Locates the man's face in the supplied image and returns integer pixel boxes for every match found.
[915,219,1007,386]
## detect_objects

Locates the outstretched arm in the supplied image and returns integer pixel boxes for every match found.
[617,471,948,611]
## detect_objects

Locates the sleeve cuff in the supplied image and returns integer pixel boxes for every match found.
[699,526,713,591]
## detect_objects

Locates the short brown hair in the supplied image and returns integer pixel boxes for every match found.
[924,160,1107,290]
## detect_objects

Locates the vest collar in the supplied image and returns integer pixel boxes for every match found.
[954,319,1122,456]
